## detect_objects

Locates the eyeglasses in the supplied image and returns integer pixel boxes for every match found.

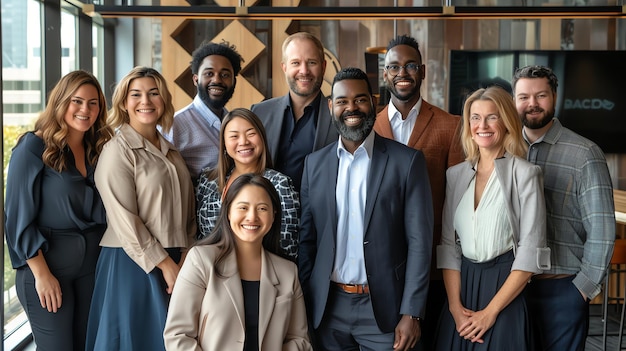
[384,63,420,76]
[469,115,501,125]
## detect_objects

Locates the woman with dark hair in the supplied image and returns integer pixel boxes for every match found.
[435,86,550,350]
[85,66,196,351]
[164,174,311,351]
[5,70,113,350]
[196,107,300,259]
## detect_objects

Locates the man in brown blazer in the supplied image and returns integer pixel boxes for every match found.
[373,34,464,351]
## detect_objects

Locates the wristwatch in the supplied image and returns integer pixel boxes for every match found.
[409,315,421,321]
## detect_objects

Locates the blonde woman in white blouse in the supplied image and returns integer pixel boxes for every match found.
[435,86,550,350]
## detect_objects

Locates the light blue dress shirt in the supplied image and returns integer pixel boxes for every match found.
[331,131,375,285]
[163,95,224,180]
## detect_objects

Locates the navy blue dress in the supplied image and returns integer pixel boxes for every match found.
[5,132,106,351]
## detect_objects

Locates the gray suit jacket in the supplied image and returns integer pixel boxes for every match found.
[251,94,339,163]
[437,153,549,274]
[164,245,312,351]
[298,133,434,333]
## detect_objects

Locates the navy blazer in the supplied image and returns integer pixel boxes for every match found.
[298,133,434,333]
[250,94,339,164]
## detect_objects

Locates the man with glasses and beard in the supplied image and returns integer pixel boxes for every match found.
[251,32,338,192]
[298,67,433,351]
[512,65,615,351]
[373,35,464,350]
[165,40,243,182]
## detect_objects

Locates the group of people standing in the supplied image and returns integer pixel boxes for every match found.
[4,30,615,351]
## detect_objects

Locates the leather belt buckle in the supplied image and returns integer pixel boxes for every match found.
[334,282,370,294]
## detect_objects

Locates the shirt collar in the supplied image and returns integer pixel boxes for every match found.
[387,97,422,122]
[336,129,375,158]
[118,123,172,154]
[192,95,225,125]
[523,118,560,146]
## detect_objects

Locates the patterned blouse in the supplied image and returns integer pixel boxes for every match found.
[196,168,300,259]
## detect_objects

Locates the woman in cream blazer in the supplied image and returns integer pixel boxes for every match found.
[164,174,311,351]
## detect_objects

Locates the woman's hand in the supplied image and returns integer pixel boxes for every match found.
[157,256,180,294]
[458,307,498,343]
[26,250,62,313]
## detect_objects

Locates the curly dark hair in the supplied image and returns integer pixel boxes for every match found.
[190,40,244,76]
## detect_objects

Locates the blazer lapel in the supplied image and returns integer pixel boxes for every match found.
[407,101,434,148]
[363,135,388,236]
[258,250,279,348]
[222,253,245,331]
[267,95,291,162]
[373,106,394,140]
[313,95,332,150]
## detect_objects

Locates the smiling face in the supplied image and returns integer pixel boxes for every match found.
[329,79,376,145]
[282,38,326,98]
[224,116,264,171]
[383,44,424,104]
[126,77,164,130]
[514,77,556,131]
[194,55,236,113]
[63,84,101,138]
[228,184,275,247]
[469,99,506,153]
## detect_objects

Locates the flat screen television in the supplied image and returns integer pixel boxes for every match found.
[448,50,626,153]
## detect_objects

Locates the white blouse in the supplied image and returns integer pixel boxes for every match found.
[453,171,514,263]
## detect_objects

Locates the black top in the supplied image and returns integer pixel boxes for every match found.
[275,93,321,191]
[242,279,260,351]
[4,132,107,268]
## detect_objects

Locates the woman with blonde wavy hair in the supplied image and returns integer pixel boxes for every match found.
[435,86,549,350]
[5,70,112,351]
[85,66,196,351]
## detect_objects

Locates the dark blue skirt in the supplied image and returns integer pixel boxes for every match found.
[434,250,532,351]
[85,247,181,351]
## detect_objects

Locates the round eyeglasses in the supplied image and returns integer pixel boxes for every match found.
[384,63,420,76]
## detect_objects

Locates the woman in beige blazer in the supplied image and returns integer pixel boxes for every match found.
[164,174,311,351]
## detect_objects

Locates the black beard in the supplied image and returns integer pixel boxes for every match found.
[387,78,420,102]
[197,84,235,112]
[333,109,377,142]
[520,106,555,130]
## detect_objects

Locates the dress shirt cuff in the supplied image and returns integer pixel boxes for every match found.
[573,271,602,300]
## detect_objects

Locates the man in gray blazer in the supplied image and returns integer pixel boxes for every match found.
[298,67,433,351]
[251,32,338,191]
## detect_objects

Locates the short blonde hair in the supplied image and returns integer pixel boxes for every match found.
[108,66,175,133]
[281,32,325,63]
[461,86,527,163]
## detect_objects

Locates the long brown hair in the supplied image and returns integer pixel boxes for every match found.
[204,108,273,193]
[197,174,286,277]
[108,66,175,133]
[32,70,112,172]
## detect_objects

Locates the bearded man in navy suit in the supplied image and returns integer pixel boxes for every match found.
[298,67,433,351]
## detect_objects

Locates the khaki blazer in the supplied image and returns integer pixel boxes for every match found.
[164,245,312,351]
[95,124,196,273]
[374,101,464,278]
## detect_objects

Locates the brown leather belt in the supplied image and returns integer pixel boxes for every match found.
[334,282,370,294]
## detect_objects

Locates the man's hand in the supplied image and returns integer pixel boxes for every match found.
[393,314,420,350]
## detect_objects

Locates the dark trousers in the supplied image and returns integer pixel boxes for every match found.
[315,285,396,351]
[526,276,589,351]
[420,279,447,351]
[16,227,103,351]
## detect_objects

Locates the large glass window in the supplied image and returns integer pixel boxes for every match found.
[2,0,42,346]
[61,8,77,75]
